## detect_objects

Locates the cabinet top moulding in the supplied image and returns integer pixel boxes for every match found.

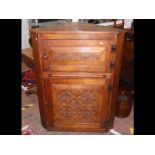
[31,23,124,40]
[31,22,123,34]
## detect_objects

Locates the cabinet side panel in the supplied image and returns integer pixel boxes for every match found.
[107,32,125,121]
[31,32,48,128]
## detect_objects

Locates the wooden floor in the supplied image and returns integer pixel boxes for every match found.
[22,62,133,135]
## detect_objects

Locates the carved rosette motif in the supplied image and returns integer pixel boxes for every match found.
[56,89,102,123]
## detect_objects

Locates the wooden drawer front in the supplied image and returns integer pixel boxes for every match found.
[44,77,111,127]
[40,40,116,72]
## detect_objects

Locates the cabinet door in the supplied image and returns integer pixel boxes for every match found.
[40,40,116,73]
[43,77,112,130]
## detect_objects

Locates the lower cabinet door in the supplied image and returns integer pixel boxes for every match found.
[43,77,112,131]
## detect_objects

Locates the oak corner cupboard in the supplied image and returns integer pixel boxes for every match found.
[31,23,125,133]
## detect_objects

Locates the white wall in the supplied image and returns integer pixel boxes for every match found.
[98,19,133,29]
[22,19,30,49]
[72,19,79,22]
[124,19,133,28]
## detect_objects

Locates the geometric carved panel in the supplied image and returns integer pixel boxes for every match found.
[52,84,104,124]
[49,47,106,65]
[53,52,103,61]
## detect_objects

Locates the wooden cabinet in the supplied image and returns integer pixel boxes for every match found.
[31,23,125,132]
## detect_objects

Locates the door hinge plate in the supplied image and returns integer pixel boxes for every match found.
[108,84,112,92]
[111,44,116,53]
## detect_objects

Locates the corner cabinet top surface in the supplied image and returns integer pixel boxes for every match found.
[31,22,123,34]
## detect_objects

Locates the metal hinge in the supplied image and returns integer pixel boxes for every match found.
[108,84,112,92]
[111,44,116,53]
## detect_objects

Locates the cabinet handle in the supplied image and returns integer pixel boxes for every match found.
[43,53,48,59]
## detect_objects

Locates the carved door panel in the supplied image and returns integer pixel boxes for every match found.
[44,77,111,129]
[40,40,116,73]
